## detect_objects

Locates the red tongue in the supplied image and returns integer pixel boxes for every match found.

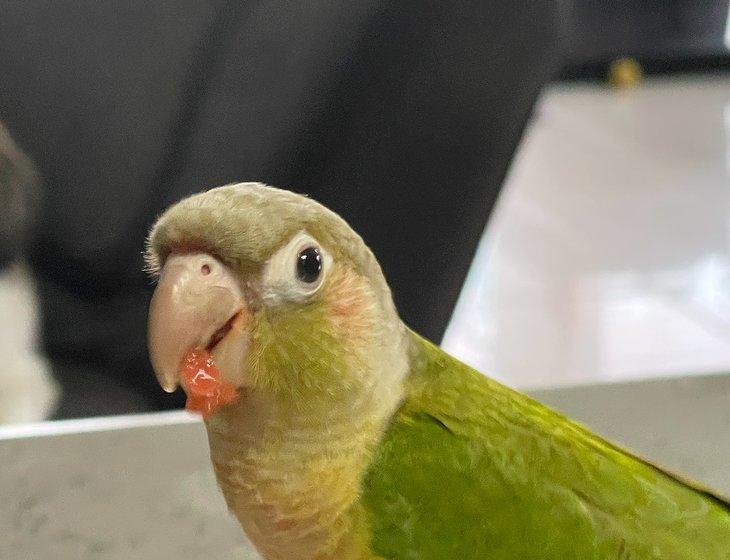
[180,348,239,418]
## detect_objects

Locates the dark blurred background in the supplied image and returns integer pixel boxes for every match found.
[562,0,730,78]
[0,0,728,420]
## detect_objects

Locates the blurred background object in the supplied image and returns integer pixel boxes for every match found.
[0,124,57,423]
[1,0,730,421]
[607,57,644,89]
[0,123,40,268]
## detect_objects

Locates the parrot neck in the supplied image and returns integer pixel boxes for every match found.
[204,332,410,560]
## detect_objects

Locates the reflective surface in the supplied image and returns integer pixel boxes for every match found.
[444,75,730,388]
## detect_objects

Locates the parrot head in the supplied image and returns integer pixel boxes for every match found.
[146,183,409,423]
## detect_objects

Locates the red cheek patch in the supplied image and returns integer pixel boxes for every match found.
[180,348,239,418]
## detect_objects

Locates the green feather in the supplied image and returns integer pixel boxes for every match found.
[361,332,730,560]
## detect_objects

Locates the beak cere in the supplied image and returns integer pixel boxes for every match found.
[147,253,248,393]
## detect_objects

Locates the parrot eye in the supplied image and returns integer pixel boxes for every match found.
[260,231,330,303]
[296,247,322,283]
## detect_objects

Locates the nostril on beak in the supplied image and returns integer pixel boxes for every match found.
[201,263,211,275]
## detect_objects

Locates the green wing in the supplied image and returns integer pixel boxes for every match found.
[361,333,730,560]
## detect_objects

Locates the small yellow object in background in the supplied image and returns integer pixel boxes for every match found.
[608,57,643,89]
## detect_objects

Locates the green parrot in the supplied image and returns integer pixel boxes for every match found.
[146,183,729,560]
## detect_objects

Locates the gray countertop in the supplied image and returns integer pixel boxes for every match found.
[1,373,728,560]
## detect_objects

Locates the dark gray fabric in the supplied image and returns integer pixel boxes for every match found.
[0,1,560,417]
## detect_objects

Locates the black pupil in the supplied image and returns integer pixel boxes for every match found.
[297,247,322,283]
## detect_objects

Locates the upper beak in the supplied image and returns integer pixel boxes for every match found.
[147,253,250,393]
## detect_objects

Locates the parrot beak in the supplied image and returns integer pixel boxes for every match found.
[147,253,250,393]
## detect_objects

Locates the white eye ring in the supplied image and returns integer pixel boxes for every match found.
[261,232,331,303]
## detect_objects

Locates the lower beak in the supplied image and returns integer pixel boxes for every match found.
[147,253,249,393]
